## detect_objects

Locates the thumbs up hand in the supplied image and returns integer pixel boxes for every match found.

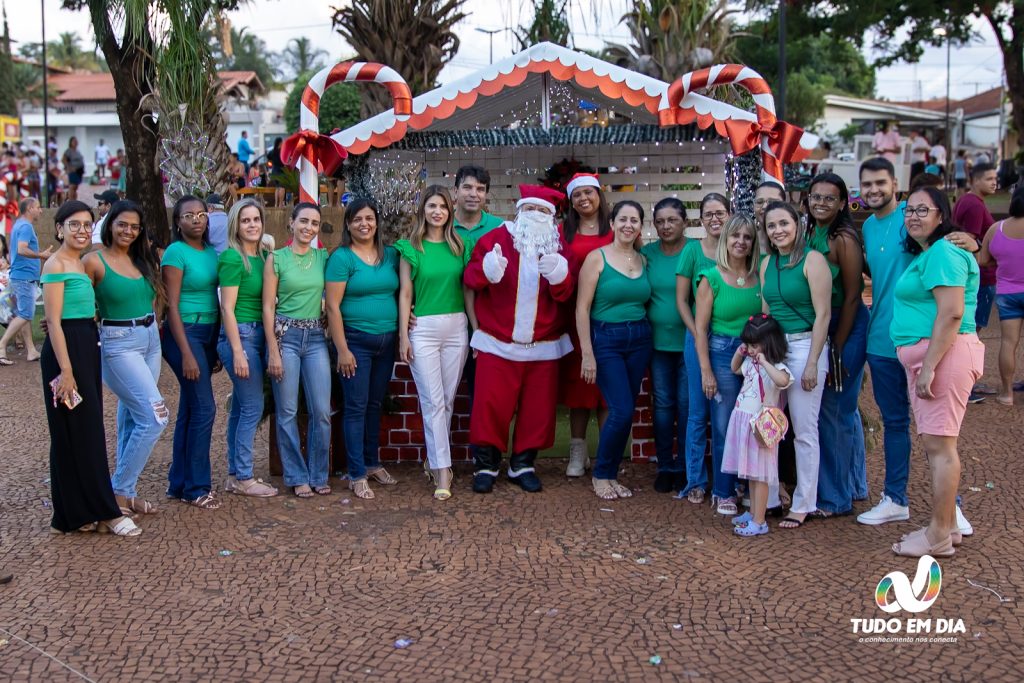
[482,243,508,283]
[538,252,568,285]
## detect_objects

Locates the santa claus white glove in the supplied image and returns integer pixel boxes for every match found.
[538,253,568,285]
[482,243,508,283]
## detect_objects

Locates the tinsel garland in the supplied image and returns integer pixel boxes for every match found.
[730,151,762,216]
[386,124,714,150]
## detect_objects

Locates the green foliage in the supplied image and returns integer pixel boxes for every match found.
[279,37,327,81]
[516,0,571,49]
[284,71,362,134]
[0,14,17,116]
[210,27,278,86]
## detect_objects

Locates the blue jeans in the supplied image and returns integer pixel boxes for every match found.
[866,353,912,506]
[101,321,166,499]
[708,334,742,499]
[162,321,218,500]
[976,284,996,329]
[340,328,396,481]
[272,326,332,488]
[649,350,688,474]
[592,319,653,480]
[217,322,266,481]
[680,331,710,495]
[817,304,869,513]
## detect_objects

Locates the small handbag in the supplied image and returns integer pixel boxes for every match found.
[749,363,789,449]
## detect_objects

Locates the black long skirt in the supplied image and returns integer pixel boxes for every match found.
[41,318,121,532]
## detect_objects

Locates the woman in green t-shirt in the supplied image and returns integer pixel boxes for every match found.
[161,195,221,510]
[760,201,833,529]
[890,187,983,558]
[675,192,729,506]
[693,213,763,516]
[263,202,332,499]
[42,200,140,536]
[326,197,401,500]
[577,200,652,500]
[396,186,474,501]
[216,198,277,498]
[83,199,165,516]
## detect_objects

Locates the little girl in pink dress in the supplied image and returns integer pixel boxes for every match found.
[723,315,793,537]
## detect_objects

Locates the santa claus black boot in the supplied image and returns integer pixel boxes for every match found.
[508,450,542,493]
[472,445,502,494]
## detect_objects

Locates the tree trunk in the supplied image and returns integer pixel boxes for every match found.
[987,9,1024,161]
[93,11,170,246]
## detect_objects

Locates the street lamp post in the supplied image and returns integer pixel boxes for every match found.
[41,0,49,207]
[934,26,952,186]
[475,27,502,65]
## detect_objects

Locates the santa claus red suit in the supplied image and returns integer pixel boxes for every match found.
[463,185,573,493]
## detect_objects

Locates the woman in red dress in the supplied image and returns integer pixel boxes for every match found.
[560,173,613,477]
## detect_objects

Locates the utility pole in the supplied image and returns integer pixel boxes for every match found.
[475,27,502,65]
[777,0,786,121]
[41,0,49,207]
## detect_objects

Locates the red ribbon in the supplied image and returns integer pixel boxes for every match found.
[721,118,807,163]
[3,202,18,219]
[281,130,348,176]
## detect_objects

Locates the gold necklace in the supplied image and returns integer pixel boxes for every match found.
[293,248,314,271]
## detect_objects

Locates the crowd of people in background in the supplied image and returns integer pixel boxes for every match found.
[0,137,126,208]
[0,148,1019,562]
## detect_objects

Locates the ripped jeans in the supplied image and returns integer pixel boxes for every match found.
[100,320,168,499]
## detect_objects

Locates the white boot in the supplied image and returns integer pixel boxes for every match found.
[566,438,588,477]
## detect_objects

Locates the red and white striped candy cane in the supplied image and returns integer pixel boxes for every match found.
[297,62,412,204]
[669,64,801,186]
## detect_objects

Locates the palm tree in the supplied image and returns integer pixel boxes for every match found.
[48,32,105,72]
[515,0,571,49]
[280,37,328,81]
[331,0,467,117]
[603,0,743,81]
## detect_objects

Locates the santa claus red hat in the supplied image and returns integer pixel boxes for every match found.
[566,172,601,197]
[516,184,565,214]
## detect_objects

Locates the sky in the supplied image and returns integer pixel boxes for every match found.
[5,0,1007,104]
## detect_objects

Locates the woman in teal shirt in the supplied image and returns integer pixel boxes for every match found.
[263,202,331,499]
[890,186,983,558]
[42,200,140,536]
[326,197,400,500]
[396,186,474,501]
[760,201,833,529]
[640,197,688,493]
[694,213,764,516]
[217,198,277,498]
[577,200,652,500]
[84,199,165,516]
[162,195,221,510]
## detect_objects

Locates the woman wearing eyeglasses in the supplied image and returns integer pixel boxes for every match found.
[675,192,729,507]
[803,173,869,519]
[890,187,984,557]
[83,200,166,516]
[42,200,141,536]
[753,181,786,255]
[161,195,221,510]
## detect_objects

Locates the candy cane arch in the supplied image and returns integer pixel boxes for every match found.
[296,62,412,204]
[666,64,815,186]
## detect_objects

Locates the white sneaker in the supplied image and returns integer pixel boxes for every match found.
[856,494,910,525]
[955,504,974,536]
[566,438,588,477]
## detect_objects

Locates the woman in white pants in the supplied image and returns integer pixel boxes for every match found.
[760,201,832,528]
[397,186,475,501]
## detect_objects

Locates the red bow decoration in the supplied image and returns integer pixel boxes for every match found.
[3,202,18,219]
[281,130,348,176]
[720,118,808,163]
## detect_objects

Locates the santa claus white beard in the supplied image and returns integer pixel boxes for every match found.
[509,211,561,258]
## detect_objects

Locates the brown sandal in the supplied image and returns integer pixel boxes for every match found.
[313,485,332,496]
[187,493,221,510]
[349,478,375,499]
[117,496,158,515]
[367,467,398,485]
[686,488,705,504]
[293,485,314,498]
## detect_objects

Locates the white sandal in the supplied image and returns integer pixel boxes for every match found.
[98,517,142,537]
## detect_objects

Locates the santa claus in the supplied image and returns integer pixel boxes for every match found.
[463,185,574,493]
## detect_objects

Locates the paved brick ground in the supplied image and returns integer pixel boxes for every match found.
[0,326,1020,682]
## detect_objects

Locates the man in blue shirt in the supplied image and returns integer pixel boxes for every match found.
[206,193,229,254]
[236,131,255,174]
[0,198,50,365]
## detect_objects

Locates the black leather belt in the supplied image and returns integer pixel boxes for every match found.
[102,314,155,328]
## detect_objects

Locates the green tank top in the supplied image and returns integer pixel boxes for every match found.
[762,249,816,334]
[591,250,652,323]
[698,267,763,337]
[94,252,156,320]
[40,272,95,319]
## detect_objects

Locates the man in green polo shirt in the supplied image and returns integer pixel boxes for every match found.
[453,165,504,240]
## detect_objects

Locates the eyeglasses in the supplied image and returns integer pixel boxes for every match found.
[902,206,939,218]
[808,193,840,205]
[702,210,728,221]
[181,212,208,222]
[114,220,142,232]
[62,220,93,233]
